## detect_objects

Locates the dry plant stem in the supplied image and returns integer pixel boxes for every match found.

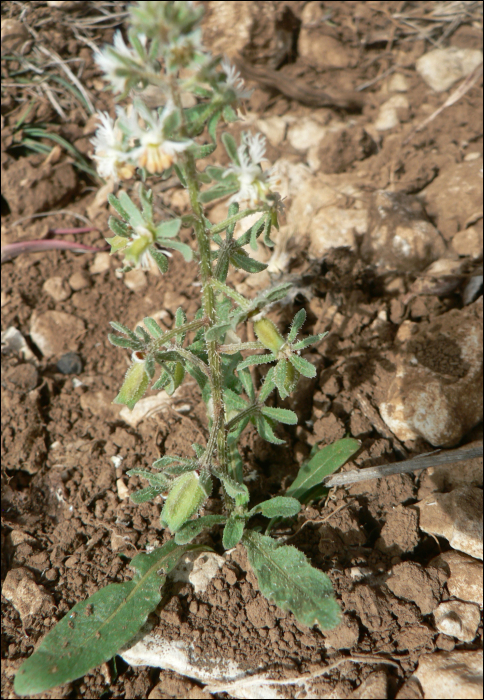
[323,443,483,488]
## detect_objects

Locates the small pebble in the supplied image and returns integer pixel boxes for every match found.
[42,276,71,302]
[68,271,91,291]
[2,363,38,392]
[89,252,111,275]
[57,352,83,375]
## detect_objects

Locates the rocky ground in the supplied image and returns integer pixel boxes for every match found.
[1,2,483,699]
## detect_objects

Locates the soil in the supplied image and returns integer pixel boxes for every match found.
[1,2,483,699]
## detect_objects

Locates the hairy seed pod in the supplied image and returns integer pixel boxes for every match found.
[113,358,150,410]
[160,470,212,533]
[283,359,299,395]
[253,317,284,353]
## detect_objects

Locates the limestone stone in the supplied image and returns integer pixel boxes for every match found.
[414,650,483,699]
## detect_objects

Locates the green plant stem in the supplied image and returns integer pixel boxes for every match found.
[170,78,231,506]
[225,404,259,432]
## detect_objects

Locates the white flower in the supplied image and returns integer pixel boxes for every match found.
[91,110,136,180]
[223,132,275,207]
[219,58,253,100]
[125,224,155,269]
[126,100,192,174]
[94,31,145,93]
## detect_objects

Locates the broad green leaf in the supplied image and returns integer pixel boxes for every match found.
[261,406,298,425]
[223,517,245,549]
[243,531,341,629]
[162,239,193,262]
[108,216,130,238]
[13,542,206,697]
[175,515,226,544]
[289,354,316,378]
[150,248,169,274]
[117,191,144,227]
[286,438,360,502]
[155,218,182,239]
[108,193,131,222]
[249,496,301,519]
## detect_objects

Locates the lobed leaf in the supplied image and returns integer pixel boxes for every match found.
[243,531,341,629]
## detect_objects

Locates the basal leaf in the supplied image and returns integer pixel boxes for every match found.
[223,517,245,549]
[249,496,301,519]
[286,438,360,502]
[175,515,226,544]
[14,542,205,696]
[243,531,341,629]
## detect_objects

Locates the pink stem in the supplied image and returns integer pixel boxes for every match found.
[1,239,108,263]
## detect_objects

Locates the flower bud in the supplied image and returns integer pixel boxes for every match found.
[113,357,150,410]
[253,317,284,353]
[160,470,212,533]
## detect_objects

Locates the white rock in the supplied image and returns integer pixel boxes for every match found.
[374,95,409,131]
[387,73,409,93]
[124,268,147,292]
[68,271,91,291]
[119,391,177,429]
[89,251,111,274]
[287,118,327,152]
[416,487,483,560]
[416,47,483,93]
[116,478,130,500]
[434,600,480,642]
[430,550,483,607]
[380,302,483,446]
[1,327,36,361]
[255,116,287,147]
[414,649,483,699]
[3,568,55,621]
[42,276,71,302]
[29,311,85,358]
[452,226,483,259]
[309,207,368,258]
[363,190,446,272]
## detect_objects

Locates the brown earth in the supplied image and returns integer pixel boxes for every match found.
[1,2,483,699]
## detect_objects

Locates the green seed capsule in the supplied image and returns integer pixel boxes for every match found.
[160,471,212,533]
[253,317,285,353]
[283,359,300,394]
[113,358,150,410]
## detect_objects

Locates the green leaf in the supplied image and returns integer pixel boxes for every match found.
[249,496,301,519]
[243,531,341,629]
[160,471,212,533]
[173,163,187,187]
[230,251,268,273]
[135,325,151,343]
[155,219,182,239]
[205,165,226,182]
[113,361,150,410]
[13,542,207,696]
[108,334,141,350]
[108,193,131,222]
[130,485,165,504]
[199,180,239,204]
[289,354,316,378]
[261,407,298,425]
[143,317,164,339]
[221,132,239,164]
[162,239,193,262]
[117,191,144,227]
[286,438,360,502]
[237,353,275,371]
[152,456,193,469]
[255,415,285,445]
[223,104,238,122]
[175,515,226,544]
[126,468,170,490]
[150,248,169,274]
[292,333,328,351]
[205,322,233,342]
[287,309,306,343]
[213,470,249,505]
[108,216,130,238]
[223,517,245,549]
[139,185,154,224]
[258,366,276,402]
[110,321,139,343]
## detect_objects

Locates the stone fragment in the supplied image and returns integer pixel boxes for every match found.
[298,2,355,70]
[354,671,388,699]
[68,270,91,291]
[30,311,85,358]
[430,550,483,607]
[433,600,480,642]
[1,160,77,218]
[422,158,483,241]
[416,487,483,560]
[287,118,327,152]
[417,442,482,497]
[1,327,36,361]
[89,252,111,274]
[374,95,409,131]
[2,363,38,393]
[57,352,83,375]
[1,18,29,50]
[395,676,423,699]
[42,276,71,301]
[124,268,147,292]
[414,650,483,699]
[452,226,483,259]
[255,116,287,147]
[362,190,446,272]
[380,302,483,446]
[387,73,409,93]
[386,561,443,615]
[3,567,55,621]
[416,47,483,92]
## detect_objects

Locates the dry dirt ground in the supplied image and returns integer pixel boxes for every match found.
[1,2,483,699]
